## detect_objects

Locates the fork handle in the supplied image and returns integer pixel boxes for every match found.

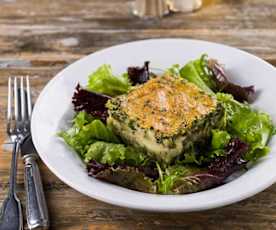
[0,141,23,230]
[24,155,49,229]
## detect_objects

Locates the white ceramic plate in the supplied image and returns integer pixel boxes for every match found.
[32,39,276,212]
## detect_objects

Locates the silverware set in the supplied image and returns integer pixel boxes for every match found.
[0,77,49,230]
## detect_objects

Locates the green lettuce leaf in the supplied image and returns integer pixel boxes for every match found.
[165,64,181,77]
[180,54,215,94]
[180,151,201,165]
[217,93,274,161]
[58,111,120,157]
[156,165,194,194]
[198,129,231,162]
[87,119,120,143]
[84,141,148,166]
[273,128,276,135]
[73,110,94,128]
[177,129,231,165]
[211,129,231,150]
[87,64,130,96]
[156,165,222,194]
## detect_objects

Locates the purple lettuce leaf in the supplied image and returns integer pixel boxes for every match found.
[87,160,159,180]
[87,160,109,176]
[72,84,111,122]
[168,138,249,194]
[208,138,249,177]
[127,61,150,85]
[171,173,222,194]
[207,59,256,102]
[138,160,159,180]
[87,160,157,193]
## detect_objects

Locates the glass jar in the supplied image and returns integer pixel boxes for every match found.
[168,0,202,12]
[131,0,169,18]
[131,0,203,18]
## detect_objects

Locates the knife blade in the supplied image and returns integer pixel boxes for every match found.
[21,135,49,229]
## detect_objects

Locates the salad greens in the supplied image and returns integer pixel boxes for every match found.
[165,64,181,77]
[84,141,148,166]
[87,64,130,96]
[211,129,231,150]
[88,162,157,193]
[59,55,275,194]
[177,129,231,165]
[58,111,120,157]
[179,54,255,102]
[157,165,198,194]
[217,93,274,161]
[180,55,215,94]
[59,112,149,166]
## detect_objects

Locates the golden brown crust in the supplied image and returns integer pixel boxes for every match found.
[121,76,217,136]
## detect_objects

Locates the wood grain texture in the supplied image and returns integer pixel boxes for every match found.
[0,0,276,229]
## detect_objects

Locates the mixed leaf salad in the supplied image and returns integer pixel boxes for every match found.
[59,55,275,194]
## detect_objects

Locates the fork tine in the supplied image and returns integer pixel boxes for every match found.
[7,77,12,121]
[13,77,19,121]
[20,76,26,121]
[26,76,32,118]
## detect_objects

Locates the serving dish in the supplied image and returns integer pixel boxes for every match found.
[32,39,276,212]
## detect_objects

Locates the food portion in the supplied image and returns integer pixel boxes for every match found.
[59,55,275,194]
[107,75,223,163]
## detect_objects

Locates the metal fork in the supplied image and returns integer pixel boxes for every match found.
[0,76,32,230]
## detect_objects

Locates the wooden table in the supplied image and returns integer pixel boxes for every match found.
[1,0,276,229]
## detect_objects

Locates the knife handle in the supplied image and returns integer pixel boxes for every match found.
[23,154,49,229]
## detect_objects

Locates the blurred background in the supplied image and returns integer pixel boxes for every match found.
[0,0,275,68]
[0,0,276,229]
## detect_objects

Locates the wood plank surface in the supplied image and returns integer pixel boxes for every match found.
[1,0,276,229]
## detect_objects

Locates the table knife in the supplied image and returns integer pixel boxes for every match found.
[21,135,49,229]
